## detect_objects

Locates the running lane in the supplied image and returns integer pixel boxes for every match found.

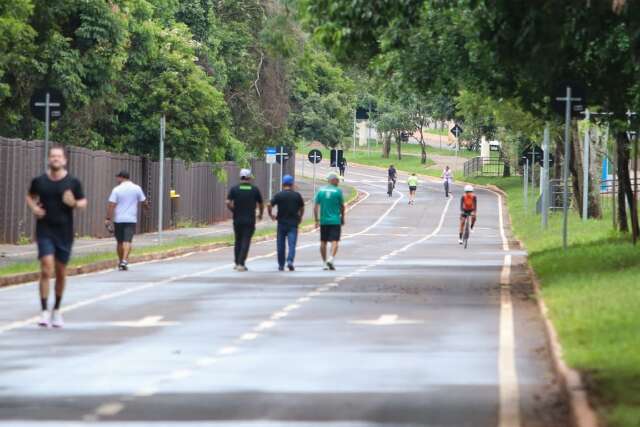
[0,162,568,426]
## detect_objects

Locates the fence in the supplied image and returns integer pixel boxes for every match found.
[0,138,294,243]
[463,156,509,177]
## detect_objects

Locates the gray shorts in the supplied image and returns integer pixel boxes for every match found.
[114,223,136,243]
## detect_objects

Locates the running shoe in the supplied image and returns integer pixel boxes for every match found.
[38,310,50,328]
[326,257,335,270]
[458,238,463,245]
[51,310,64,328]
[278,266,285,271]
[119,261,129,271]
[237,265,248,272]
[287,264,295,271]
[323,262,330,271]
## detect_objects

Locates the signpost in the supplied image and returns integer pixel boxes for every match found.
[275,146,290,191]
[158,115,166,241]
[450,124,463,168]
[554,84,585,250]
[30,88,65,171]
[266,147,276,200]
[308,149,322,195]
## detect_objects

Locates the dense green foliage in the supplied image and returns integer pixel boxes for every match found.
[0,0,356,161]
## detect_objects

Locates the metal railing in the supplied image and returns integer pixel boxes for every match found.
[463,156,508,177]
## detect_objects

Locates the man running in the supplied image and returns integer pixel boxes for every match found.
[407,173,418,205]
[314,172,345,270]
[226,169,264,271]
[459,185,477,244]
[441,165,453,198]
[26,145,87,328]
[105,171,147,271]
[268,175,304,271]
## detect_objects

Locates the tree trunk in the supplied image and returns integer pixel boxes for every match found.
[419,126,427,164]
[570,122,602,219]
[395,131,402,160]
[554,136,563,180]
[382,132,391,158]
[615,131,639,236]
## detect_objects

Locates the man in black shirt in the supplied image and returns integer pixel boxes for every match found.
[226,168,264,271]
[26,145,87,328]
[268,175,304,271]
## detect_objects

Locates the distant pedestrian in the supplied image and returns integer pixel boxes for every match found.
[105,171,147,271]
[226,169,264,271]
[407,173,418,205]
[441,165,453,198]
[268,175,305,271]
[26,145,87,328]
[314,172,345,270]
[338,157,347,176]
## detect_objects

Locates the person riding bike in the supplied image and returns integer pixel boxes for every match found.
[459,185,477,244]
[387,165,397,197]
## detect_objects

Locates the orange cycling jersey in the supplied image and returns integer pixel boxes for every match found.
[462,193,476,211]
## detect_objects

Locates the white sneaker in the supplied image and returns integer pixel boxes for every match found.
[236,265,248,272]
[458,238,463,245]
[51,310,64,328]
[323,262,330,271]
[38,310,50,328]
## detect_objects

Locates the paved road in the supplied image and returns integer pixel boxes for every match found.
[0,162,568,426]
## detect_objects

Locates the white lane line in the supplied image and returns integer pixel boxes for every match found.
[254,320,275,331]
[195,357,218,367]
[94,402,124,417]
[296,297,311,303]
[133,385,158,397]
[240,332,259,341]
[498,254,521,427]
[283,304,300,312]
[218,346,238,355]
[270,311,288,320]
[169,369,192,380]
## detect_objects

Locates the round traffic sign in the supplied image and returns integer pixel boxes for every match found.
[308,149,322,164]
[30,87,65,122]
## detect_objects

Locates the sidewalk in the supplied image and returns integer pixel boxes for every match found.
[0,178,316,268]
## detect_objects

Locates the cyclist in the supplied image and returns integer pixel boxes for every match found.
[441,165,453,198]
[388,165,397,188]
[459,185,477,244]
[407,173,418,205]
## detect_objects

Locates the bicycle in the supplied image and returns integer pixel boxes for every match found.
[387,178,396,197]
[461,212,472,249]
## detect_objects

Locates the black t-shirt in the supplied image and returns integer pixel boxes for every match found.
[270,189,304,227]
[227,183,263,225]
[29,173,85,241]
[388,167,397,178]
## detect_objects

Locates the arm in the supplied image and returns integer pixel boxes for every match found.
[313,203,320,227]
[105,202,116,223]
[267,204,275,221]
[340,203,345,226]
[25,194,46,219]
[473,195,478,213]
[225,199,234,212]
[257,202,264,221]
[63,180,87,210]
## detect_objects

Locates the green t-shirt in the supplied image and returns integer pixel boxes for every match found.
[315,185,344,225]
[407,176,418,187]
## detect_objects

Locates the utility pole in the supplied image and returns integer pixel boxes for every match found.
[524,158,529,214]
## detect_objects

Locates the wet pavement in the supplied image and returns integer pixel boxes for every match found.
[0,162,568,426]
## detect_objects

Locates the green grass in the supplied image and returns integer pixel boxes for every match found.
[466,176,640,427]
[425,127,449,136]
[0,184,358,279]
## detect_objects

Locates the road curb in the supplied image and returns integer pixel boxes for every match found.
[0,188,365,289]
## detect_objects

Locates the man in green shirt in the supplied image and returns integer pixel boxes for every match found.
[407,173,418,205]
[314,172,345,270]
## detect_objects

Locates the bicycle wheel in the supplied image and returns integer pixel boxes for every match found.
[463,217,470,249]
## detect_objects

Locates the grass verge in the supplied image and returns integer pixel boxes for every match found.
[466,176,640,427]
[0,184,358,280]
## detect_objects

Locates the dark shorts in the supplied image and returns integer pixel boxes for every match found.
[409,186,417,192]
[114,223,136,243]
[37,234,73,265]
[461,209,476,218]
[320,225,341,242]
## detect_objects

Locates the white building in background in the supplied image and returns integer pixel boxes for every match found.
[481,136,501,158]
[355,120,378,146]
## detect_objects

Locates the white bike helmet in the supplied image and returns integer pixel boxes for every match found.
[464,185,474,192]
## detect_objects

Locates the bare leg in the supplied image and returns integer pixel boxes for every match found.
[122,242,132,262]
[117,242,124,263]
[39,255,54,306]
[471,215,477,229]
[459,217,466,235]
[54,260,67,309]
[320,241,327,262]
[330,241,339,257]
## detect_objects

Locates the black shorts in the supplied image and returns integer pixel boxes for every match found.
[320,225,341,242]
[461,210,475,218]
[409,186,417,192]
[37,234,73,265]
[114,223,136,243]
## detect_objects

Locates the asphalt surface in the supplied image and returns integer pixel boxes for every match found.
[0,162,568,426]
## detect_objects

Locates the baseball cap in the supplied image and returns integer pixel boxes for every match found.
[116,170,130,179]
[326,172,339,181]
[282,175,294,185]
[239,168,252,179]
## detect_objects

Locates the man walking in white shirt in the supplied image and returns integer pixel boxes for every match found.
[105,171,147,270]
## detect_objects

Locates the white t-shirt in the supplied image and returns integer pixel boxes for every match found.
[108,181,146,223]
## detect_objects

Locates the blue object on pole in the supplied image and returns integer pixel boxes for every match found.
[601,157,609,192]
[266,147,276,155]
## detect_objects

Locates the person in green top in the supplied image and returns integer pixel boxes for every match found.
[314,172,345,270]
[407,173,418,205]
